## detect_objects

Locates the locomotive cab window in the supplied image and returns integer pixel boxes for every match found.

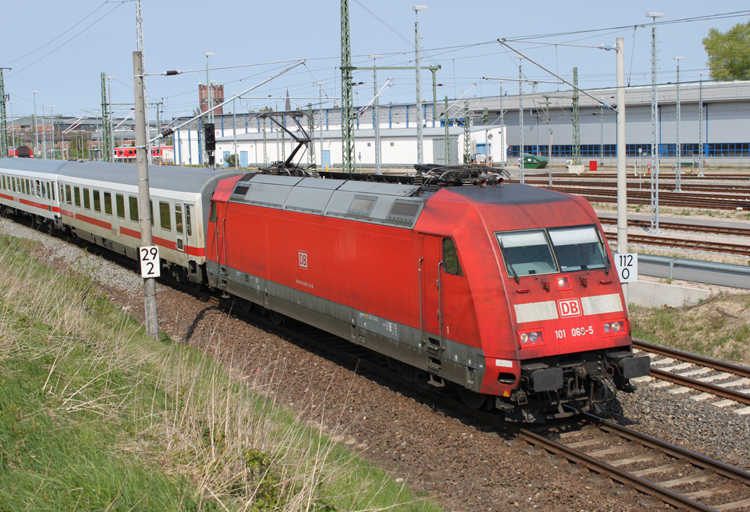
[442,238,463,276]
[548,226,607,272]
[496,230,556,278]
[209,202,218,223]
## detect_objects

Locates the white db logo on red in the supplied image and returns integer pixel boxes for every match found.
[558,298,582,318]
[298,251,308,269]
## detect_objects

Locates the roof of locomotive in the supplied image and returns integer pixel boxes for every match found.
[222,173,592,230]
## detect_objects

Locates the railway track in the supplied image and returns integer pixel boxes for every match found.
[600,229,750,257]
[521,413,750,511]
[249,310,750,511]
[536,185,750,211]
[633,340,750,413]
[598,217,750,238]
[526,178,750,195]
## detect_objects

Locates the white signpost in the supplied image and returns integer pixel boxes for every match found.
[139,246,160,278]
[614,252,638,283]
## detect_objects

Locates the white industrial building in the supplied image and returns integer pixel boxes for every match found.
[171,80,750,169]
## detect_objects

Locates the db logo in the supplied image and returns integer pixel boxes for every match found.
[298,251,308,269]
[558,298,582,318]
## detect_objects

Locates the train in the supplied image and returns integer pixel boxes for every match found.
[0,158,649,422]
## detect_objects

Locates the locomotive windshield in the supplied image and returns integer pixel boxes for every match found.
[496,225,608,278]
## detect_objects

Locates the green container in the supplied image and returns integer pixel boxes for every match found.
[523,153,549,169]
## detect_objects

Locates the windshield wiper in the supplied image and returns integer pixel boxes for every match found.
[498,245,520,284]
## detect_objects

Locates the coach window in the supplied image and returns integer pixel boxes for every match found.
[150,201,154,227]
[25,179,31,195]
[175,204,183,235]
[115,194,125,219]
[159,202,171,231]
[186,205,193,236]
[442,238,463,276]
[36,180,42,198]
[74,187,81,207]
[93,190,101,213]
[83,188,91,210]
[104,192,113,215]
[129,196,138,222]
[11,178,16,192]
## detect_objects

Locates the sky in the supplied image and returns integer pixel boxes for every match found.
[2,1,748,123]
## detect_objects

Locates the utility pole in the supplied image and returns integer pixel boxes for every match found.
[444,96,449,165]
[9,101,15,151]
[698,73,705,177]
[101,73,112,161]
[318,83,324,170]
[413,5,427,165]
[41,104,47,159]
[205,52,214,169]
[155,101,162,163]
[599,98,604,165]
[369,55,382,174]
[518,57,526,182]
[307,102,315,168]
[340,0,355,173]
[135,0,151,164]
[33,91,39,158]
[674,56,683,191]
[0,68,9,158]
[647,12,663,234]
[572,68,581,167]
[499,83,505,165]
[463,101,471,164]
[107,76,115,158]
[133,50,159,339]
[616,37,629,305]
[133,52,160,338]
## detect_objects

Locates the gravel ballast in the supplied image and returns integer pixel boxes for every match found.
[3,217,749,511]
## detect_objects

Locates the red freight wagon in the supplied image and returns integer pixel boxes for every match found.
[206,173,649,422]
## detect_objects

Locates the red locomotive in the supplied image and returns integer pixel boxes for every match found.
[206,171,649,422]
[0,157,649,422]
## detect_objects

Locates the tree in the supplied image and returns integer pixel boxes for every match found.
[703,20,750,81]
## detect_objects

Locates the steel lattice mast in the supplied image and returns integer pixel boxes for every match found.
[136,0,150,163]
[572,67,581,166]
[340,0,355,173]
[101,73,112,162]
[0,68,8,158]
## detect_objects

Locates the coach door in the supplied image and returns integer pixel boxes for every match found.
[175,203,194,254]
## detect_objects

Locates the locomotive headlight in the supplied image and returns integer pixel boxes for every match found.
[518,330,544,346]
[556,276,572,290]
[603,320,627,336]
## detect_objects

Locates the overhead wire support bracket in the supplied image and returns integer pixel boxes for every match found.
[497,39,618,112]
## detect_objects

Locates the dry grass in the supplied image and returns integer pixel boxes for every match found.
[630,292,750,366]
[0,237,439,511]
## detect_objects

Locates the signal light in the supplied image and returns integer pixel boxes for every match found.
[557,276,571,290]
[204,123,216,152]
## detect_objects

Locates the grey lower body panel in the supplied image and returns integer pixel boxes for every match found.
[207,261,487,392]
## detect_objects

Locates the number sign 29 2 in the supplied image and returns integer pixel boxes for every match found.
[139,246,160,278]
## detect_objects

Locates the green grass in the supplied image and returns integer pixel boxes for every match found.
[0,237,440,511]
